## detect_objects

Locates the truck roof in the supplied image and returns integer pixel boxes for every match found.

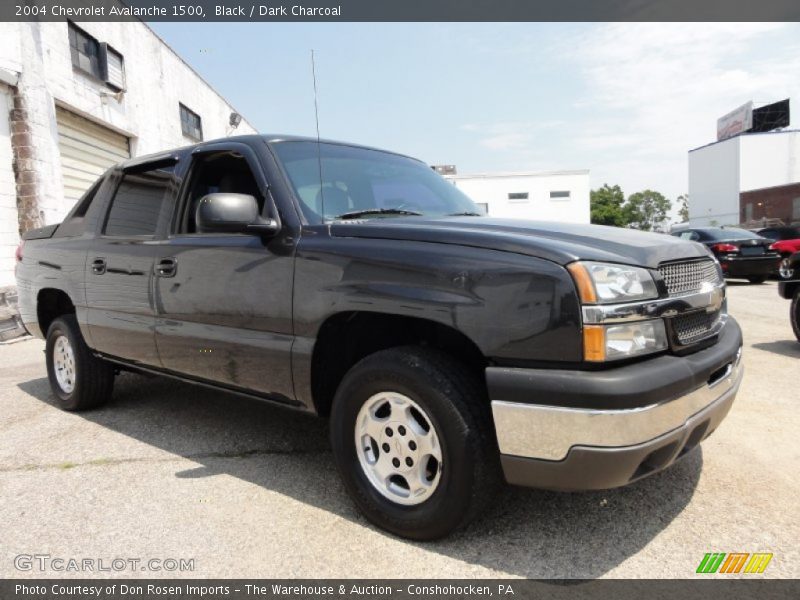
[116,134,421,171]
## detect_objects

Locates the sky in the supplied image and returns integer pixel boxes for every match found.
[150,22,800,216]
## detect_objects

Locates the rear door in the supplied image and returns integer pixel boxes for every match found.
[85,160,178,366]
[152,142,296,401]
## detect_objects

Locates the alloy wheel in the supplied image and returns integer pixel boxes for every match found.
[354,392,442,505]
[53,335,76,394]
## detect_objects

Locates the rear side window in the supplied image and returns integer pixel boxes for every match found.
[55,178,104,237]
[104,166,175,237]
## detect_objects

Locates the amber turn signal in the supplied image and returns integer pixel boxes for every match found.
[583,325,606,362]
[567,262,597,304]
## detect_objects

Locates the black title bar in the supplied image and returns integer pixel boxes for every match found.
[4,0,800,22]
[3,579,800,600]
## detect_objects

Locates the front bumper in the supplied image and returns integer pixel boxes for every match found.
[489,317,743,491]
[719,255,778,278]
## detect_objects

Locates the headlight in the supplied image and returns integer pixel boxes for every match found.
[583,319,668,362]
[568,261,666,362]
[568,261,658,304]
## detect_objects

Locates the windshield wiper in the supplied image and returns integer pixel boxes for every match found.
[446,211,483,216]
[334,208,423,220]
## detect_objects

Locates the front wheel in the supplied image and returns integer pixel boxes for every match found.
[791,292,800,343]
[330,346,499,540]
[45,315,114,411]
[747,275,767,284]
[779,257,795,281]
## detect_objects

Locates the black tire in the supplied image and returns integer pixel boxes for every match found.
[45,315,114,411]
[747,275,767,284]
[791,291,800,343]
[330,346,500,540]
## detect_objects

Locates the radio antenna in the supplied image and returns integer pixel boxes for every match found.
[311,49,325,221]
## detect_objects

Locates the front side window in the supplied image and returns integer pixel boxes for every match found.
[272,142,479,223]
[180,104,203,141]
[69,22,101,79]
[178,152,263,234]
[104,166,175,237]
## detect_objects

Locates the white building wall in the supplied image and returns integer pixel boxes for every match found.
[4,20,257,225]
[0,83,17,288]
[447,170,590,224]
[739,131,800,192]
[688,136,740,227]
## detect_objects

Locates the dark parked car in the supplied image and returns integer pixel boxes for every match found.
[777,252,800,342]
[672,227,779,283]
[15,135,743,539]
[757,226,800,280]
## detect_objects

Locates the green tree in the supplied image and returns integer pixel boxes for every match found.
[623,190,672,232]
[590,184,627,227]
[677,194,689,222]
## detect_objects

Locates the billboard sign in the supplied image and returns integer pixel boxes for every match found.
[717,101,753,141]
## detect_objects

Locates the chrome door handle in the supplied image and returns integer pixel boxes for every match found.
[91,258,106,275]
[155,257,177,278]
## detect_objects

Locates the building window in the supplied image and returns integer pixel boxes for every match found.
[103,45,125,90]
[180,104,203,141]
[550,191,571,199]
[476,202,489,215]
[69,22,102,79]
[508,192,529,202]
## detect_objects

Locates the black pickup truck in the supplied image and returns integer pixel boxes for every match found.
[15,135,743,540]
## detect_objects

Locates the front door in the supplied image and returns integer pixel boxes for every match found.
[152,144,296,402]
[85,163,176,366]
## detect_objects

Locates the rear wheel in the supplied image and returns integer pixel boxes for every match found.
[330,346,499,540]
[779,257,795,281]
[45,315,114,411]
[747,275,766,284]
[791,291,800,343]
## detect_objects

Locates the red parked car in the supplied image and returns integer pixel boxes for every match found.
[758,226,800,280]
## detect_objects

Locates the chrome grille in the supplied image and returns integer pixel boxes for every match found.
[658,259,720,297]
[672,310,721,345]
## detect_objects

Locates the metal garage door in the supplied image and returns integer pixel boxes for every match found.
[55,107,130,206]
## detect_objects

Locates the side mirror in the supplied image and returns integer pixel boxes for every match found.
[195,193,279,236]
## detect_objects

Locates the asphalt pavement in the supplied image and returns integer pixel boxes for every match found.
[1,280,798,578]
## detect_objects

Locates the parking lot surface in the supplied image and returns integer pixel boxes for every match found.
[1,281,798,579]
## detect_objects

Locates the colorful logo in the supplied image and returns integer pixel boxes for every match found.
[696,553,773,574]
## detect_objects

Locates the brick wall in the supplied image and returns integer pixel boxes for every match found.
[740,182,800,226]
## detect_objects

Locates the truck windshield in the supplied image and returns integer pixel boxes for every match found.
[272,141,480,223]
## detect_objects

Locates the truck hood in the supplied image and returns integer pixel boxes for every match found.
[329,217,709,268]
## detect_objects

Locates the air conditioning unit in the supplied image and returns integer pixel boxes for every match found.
[99,43,125,91]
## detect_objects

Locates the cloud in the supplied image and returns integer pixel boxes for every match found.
[480,133,530,151]
[566,22,800,200]
[460,120,565,152]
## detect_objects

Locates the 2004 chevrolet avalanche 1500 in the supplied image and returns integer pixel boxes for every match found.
[15,135,743,540]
